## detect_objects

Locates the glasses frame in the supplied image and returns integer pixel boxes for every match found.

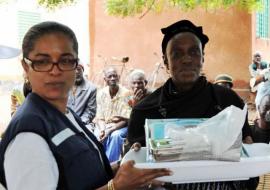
[23,57,79,72]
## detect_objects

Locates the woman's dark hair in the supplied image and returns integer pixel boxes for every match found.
[22,21,78,58]
[23,82,32,97]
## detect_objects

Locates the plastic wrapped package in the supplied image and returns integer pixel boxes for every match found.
[146,105,247,162]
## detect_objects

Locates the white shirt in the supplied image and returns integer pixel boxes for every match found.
[4,112,104,190]
[4,133,58,190]
[255,80,270,107]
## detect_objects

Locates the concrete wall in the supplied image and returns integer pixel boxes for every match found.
[89,1,252,90]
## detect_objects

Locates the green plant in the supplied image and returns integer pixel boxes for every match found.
[38,0,75,9]
[1,0,262,17]
[105,0,263,18]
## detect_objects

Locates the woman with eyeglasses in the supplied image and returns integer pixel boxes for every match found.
[0,21,171,190]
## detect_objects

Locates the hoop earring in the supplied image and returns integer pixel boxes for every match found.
[24,77,31,86]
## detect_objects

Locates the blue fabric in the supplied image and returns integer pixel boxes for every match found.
[103,127,127,162]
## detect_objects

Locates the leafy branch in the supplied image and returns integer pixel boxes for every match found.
[37,0,75,9]
[0,0,263,17]
[105,0,263,18]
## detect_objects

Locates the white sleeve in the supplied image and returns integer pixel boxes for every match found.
[4,132,59,190]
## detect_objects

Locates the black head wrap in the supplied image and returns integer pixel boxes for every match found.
[161,20,209,54]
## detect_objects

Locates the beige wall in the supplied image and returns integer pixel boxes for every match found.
[89,1,252,89]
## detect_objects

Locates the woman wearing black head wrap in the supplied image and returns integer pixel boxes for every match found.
[128,20,256,190]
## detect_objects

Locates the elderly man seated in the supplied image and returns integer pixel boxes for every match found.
[95,67,131,162]
[249,52,270,109]
[124,69,152,108]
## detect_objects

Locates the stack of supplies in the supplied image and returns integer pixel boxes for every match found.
[145,105,247,162]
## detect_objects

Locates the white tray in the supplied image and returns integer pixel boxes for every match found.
[121,143,270,184]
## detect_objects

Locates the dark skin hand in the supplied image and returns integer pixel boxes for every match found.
[98,116,128,142]
[133,88,146,103]
[254,74,266,86]
[99,121,127,142]
[113,160,170,190]
[243,136,253,144]
[96,142,172,190]
[96,160,171,190]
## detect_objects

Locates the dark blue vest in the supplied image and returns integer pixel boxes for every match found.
[0,93,113,190]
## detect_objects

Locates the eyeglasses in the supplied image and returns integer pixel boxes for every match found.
[23,57,78,72]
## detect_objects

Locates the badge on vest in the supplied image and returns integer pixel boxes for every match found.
[52,128,75,146]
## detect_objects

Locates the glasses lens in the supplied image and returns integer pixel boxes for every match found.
[58,58,78,71]
[32,60,52,72]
